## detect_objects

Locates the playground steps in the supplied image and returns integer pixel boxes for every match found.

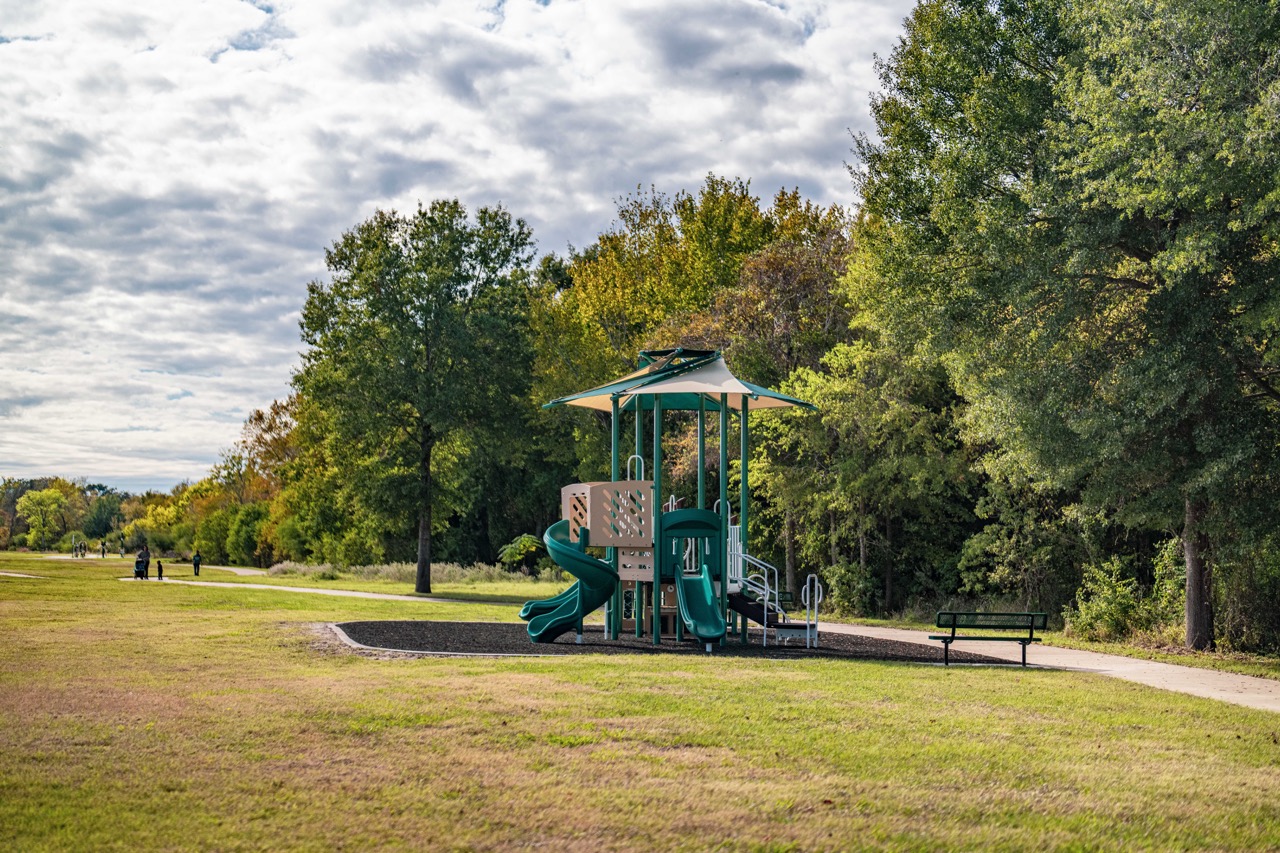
[727,591,790,629]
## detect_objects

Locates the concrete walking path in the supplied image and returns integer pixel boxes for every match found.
[204,565,267,576]
[822,623,1280,714]
[119,577,455,603]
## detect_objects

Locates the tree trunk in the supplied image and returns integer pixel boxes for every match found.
[883,515,893,617]
[857,499,867,579]
[416,440,434,595]
[784,510,797,593]
[829,510,840,566]
[1183,497,1213,650]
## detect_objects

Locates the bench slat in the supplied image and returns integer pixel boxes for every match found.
[927,635,1042,643]
[935,611,1047,630]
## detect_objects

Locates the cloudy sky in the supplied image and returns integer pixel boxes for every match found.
[1,0,914,493]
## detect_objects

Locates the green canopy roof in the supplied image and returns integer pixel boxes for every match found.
[545,349,815,412]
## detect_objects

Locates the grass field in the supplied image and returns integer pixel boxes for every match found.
[3,551,1278,851]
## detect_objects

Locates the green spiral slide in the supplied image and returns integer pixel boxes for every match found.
[524,519,619,644]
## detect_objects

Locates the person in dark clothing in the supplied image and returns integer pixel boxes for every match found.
[156,560,163,581]
[192,550,201,577]
[138,545,151,579]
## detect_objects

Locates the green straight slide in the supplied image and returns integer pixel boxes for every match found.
[676,563,727,645]
[525,519,619,644]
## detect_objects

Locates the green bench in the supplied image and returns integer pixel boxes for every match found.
[929,611,1048,667]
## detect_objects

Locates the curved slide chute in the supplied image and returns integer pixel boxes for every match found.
[676,564,727,646]
[525,519,619,644]
[518,585,575,621]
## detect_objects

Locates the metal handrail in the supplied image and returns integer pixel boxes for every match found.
[741,553,783,647]
[726,524,743,588]
[626,454,645,480]
[801,573,824,649]
[743,572,771,647]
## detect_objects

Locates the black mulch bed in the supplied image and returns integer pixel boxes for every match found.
[336,620,1005,664]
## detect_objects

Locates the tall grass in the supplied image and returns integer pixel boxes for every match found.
[268,561,560,585]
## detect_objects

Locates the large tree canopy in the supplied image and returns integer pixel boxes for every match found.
[294,200,535,593]
[851,0,1280,648]
[16,488,66,551]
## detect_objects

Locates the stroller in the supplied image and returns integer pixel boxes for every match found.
[134,557,146,580]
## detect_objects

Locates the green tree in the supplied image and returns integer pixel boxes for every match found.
[83,492,124,539]
[194,505,236,566]
[15,488,67,551]
[536,177,772,401]
[851,0,1280,648]
[226,501,270,567]
[758,339,974,613]
[295,200,535,593]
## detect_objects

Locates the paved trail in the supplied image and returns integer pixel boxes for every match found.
[120,577,456,602]
[822,623,1280,714]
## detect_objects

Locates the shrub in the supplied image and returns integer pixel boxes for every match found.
[267,560,551,586]
[497,534,544,574]
[194,507,234,565]
[1064,557,1139,642]
[226,502,270,567]
[827,561,876,617]
[1215,539,1280,654]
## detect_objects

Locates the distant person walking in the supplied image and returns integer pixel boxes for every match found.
[192,550,201,577]
[138,545,151,579]
[156,560,163,581]
[100,540,106,559]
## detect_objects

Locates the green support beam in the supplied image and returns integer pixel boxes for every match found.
[652,399,663,646]
[719,393,729,646]
[697,397,706,509]
[740,395,749,558]
[609,397,620,640]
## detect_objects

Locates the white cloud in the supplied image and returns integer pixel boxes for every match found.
[0,0,914,492]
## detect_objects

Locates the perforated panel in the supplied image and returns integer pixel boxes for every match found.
[601,481,652,547]
[617,547,655,582]
[560,483,595,543]
[559,480,653,547]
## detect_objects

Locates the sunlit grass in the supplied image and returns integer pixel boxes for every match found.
[2,550,1279,850]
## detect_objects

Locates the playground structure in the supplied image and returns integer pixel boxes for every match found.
[521,349,825,651]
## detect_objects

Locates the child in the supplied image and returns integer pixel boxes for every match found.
[157,560,163,581]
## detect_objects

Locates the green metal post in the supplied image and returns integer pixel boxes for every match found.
[719,393,729,645]
[633,404,646,638]
[652,398,663,646]
[610,397,620,640]
[697,397,706,509]
[635,584,645,638]
[634,401,643,466]
[740,395,749,558]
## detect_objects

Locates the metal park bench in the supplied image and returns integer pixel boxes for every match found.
[929,611,1048,666]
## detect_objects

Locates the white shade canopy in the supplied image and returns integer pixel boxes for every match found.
[546,349,814,412]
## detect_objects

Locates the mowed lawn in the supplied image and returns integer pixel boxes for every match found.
[1,553,1278,851]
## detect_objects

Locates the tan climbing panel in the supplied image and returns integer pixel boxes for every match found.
[560,480,653,547]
